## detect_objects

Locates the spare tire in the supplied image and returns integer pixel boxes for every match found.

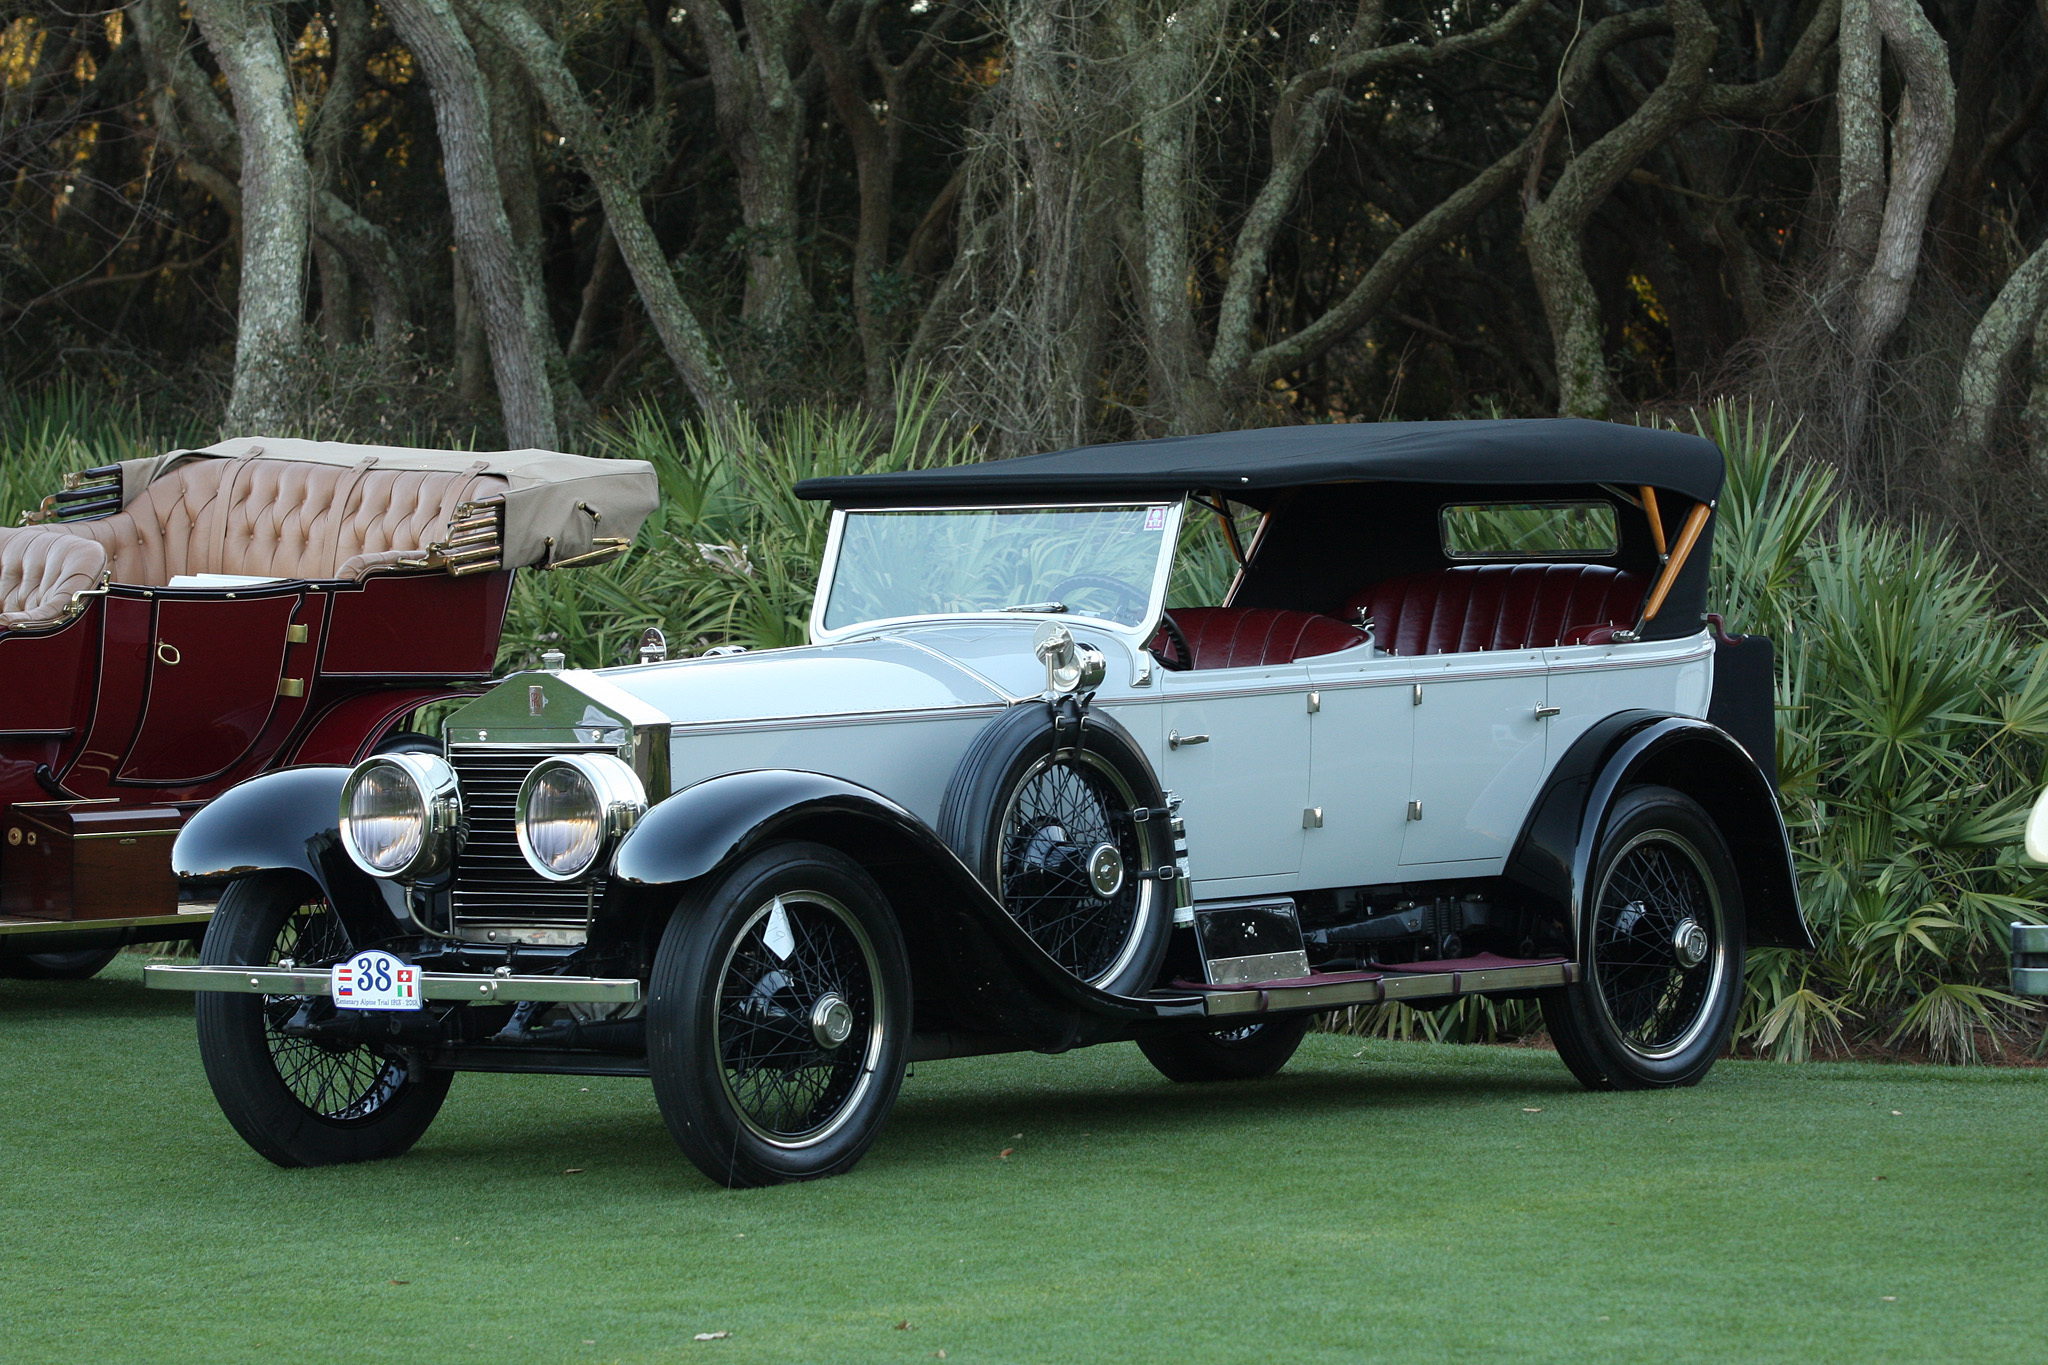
[939,702,1173,997]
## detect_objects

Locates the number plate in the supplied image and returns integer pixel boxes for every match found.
[331,950,423,1011]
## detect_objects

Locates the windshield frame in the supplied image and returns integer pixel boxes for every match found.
[809,499,1188,644]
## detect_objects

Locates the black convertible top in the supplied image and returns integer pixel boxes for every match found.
[796,418,1724,506]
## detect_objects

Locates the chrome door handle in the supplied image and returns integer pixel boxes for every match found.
[1168,730,1210,749]
[1535,705,1561,719]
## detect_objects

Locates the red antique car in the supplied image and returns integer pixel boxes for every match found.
[0,438,654,978]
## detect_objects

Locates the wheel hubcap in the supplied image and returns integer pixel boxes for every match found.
[1672,917,1709,969]
[1086,842,1125,897]
[811,992,854,1048]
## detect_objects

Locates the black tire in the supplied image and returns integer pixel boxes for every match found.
[647,842,911,1187]
[1138,1015,1311,1082]
[1541,785,1746,1090]
[371,730,441,757]
[939,704,1173,996]
[0,946,122,980]
[195,872,451,1166]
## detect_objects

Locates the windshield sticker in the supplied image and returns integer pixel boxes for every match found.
[1144,506,1168,531]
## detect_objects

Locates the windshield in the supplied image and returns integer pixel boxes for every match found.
[818,503,1181,635]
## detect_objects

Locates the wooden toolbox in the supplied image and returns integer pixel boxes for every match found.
[1,802,184,921]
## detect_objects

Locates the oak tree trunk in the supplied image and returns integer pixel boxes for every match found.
[469,0,735,419]
[692,0,810,330]
[382,0,560,448]
[186,0,310,433]
[1521,0,1717,419]
[1841,0,1955,464]
[1954,236,2048,470]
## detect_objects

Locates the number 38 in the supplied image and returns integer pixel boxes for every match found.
[355,954,392,992]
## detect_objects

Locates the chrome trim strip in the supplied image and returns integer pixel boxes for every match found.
[1202,960,1575,1016]
[143,963,642,1004]
[1,909,213,937]
[669,702,1005,737]
[1544,633,1714,672]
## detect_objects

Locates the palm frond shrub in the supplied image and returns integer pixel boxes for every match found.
[1703,400,2048,1062]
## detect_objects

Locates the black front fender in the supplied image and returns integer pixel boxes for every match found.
[1506,714,1810,953]
[172,766,400,942]
[611,769,1204,1041]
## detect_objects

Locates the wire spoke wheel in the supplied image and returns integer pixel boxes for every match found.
[714,891,884,1147]
[996,751,1158,986]
[1542,784,1746,1092]
[259,901,407,1122]
[1590,830,1727,1059]
[195,871,451,1167]
[649,842,910,1186]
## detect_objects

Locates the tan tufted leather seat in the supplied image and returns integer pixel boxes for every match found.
[49,456,508,588]
[0,525,110,630]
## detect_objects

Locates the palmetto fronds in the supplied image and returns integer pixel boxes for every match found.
[1704,399,2047,1061]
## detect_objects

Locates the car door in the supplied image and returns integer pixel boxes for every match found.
[1301,656,1414,889]
[1542,633,1715,757]
[116,590,307,784]
[1157,663,1313,891]
[1399,648,1551,867]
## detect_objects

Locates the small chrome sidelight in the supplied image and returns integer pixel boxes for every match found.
[514,752,648,882]
[338,752,462,880]
[1032,621,1107,696]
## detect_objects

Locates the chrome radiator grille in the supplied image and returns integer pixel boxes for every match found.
[449,746,607,925]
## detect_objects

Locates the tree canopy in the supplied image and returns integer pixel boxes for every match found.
[3,0,2046,523]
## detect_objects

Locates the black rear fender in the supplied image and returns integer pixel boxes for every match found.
[611,769,1197,1044]
[1506,713,1809,953]
[171,766,402,947]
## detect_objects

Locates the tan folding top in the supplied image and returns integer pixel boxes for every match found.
[116,438,659,570]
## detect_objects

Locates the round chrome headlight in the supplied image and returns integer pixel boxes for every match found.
[515,754,647,882]
[339,752,460,880]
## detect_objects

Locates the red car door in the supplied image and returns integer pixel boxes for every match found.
[116,591,305,784]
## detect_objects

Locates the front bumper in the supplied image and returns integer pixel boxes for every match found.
[143,963,641,1004]
[2013,923,2048,997]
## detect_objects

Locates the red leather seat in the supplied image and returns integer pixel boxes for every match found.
[1347,563,1645,656]
[1152,607,1369,670]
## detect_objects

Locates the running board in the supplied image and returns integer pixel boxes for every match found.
[144,963,641,1004]
[1,907,214,938]
[1189,957,1575,1017]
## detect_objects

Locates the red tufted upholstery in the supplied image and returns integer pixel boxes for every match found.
[1347,563,1645,656]
[1152,607,1370,670]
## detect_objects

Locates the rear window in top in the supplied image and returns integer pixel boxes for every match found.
[1439,501,1617,559]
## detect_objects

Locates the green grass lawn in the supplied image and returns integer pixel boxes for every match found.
[4,958,2045,1365]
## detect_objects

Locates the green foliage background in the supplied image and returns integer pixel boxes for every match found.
[5,392,2042,1062]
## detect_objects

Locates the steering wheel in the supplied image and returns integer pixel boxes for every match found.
[1151,610,1194,671]
[1049,574,1149,621]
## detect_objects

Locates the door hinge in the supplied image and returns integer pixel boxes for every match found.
[286,623,309,644]
[1303,807,1323,829]
[1406,800,1423,821]
[1412,684,1423,705]
[277,678,305,698]
[1306,690,1320,714]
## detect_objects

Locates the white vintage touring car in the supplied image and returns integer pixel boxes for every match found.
[149,418,1804,1186]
